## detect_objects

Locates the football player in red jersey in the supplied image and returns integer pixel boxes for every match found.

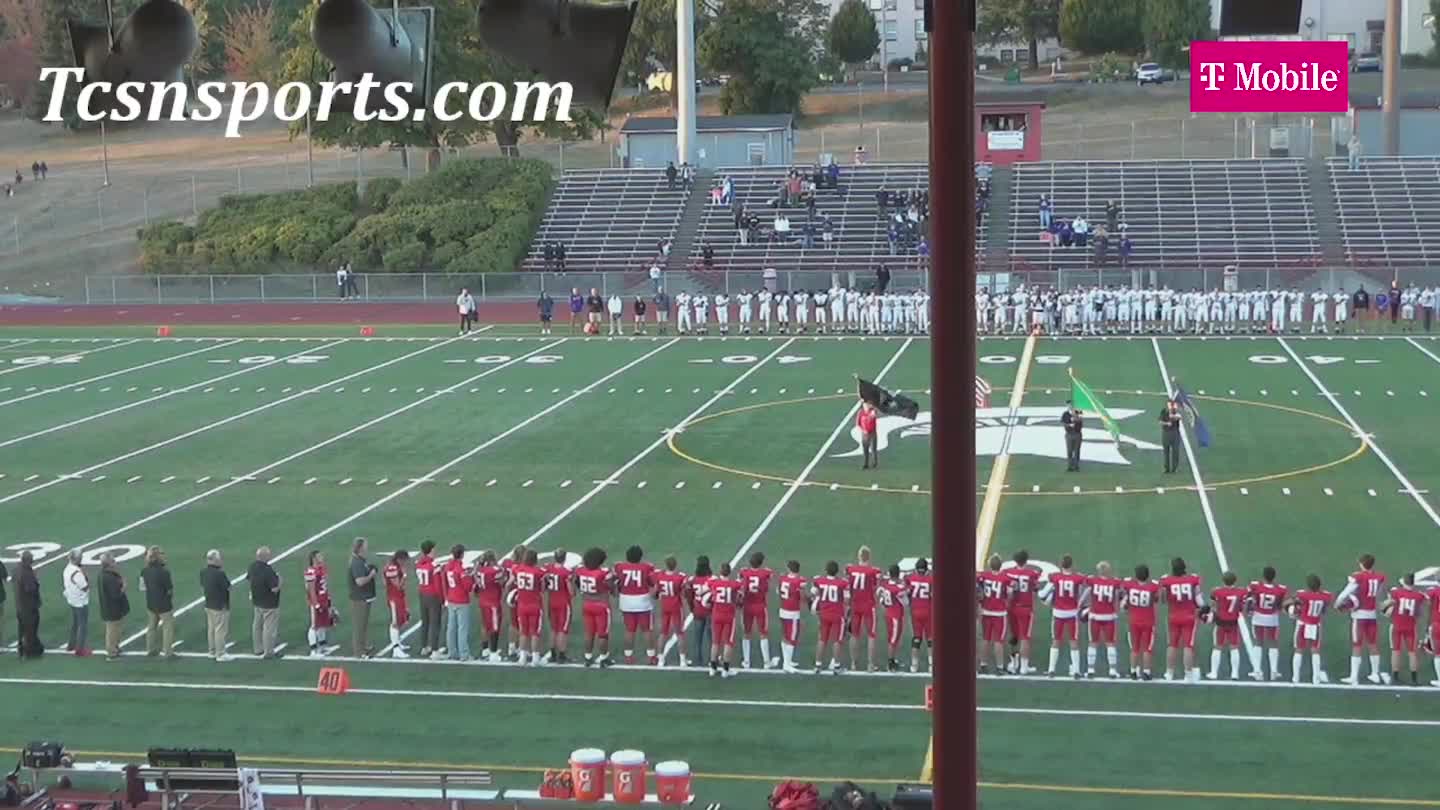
[1336,553,1388,685]
[904,558,934,673]
[1286,574,1332,685]
[686,557,714,668]
[975,555,1010,675]
[1208,571,1248,681]
[1384,574,1425,686]
[1428,578,1440,687]
[472,551,506,661]
[613,545,658,665]
[1247,566,1289,681]
[812,560,851,674]
[501,543,526,659]
[414,540,444,658]
[738,551,775,670]
[654,556,689,667]
[1003,550,1042,674]
[382,550,411,659]
[708,562,743,678]
[878,564,908,672]
[542,548,575,664]
[777,560,807,672]
[1040,554,1086,678]
[575,547,615,668]
[845,546,883,672]
[442,545,475,661]
[304,550,335,658]
[511,550,545,666]
[1159,557,1205,683]
[1084,561,1123,678]
[1122,564,1161,680]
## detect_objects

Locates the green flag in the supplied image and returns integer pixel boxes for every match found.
[1069,372,1121,445]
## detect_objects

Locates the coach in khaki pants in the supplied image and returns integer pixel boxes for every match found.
[200,550,231,662]
[140,547,176,657]
[248,547,283,659]
[98,553,130,661]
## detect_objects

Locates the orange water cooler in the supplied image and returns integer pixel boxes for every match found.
[569,748,607,802]
[654,760,692,804]
[610,749,648,804]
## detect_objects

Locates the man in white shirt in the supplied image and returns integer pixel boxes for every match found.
[676,291,693,334]
[794,291,811,333]
[336,266,348,300]
[64,550,92,656]
[692,293,709,335]
[814,289,830,333]
[917,290,931,333]
[715,293,731,335]
[608,293,625,335]
[649,263,663,294]
[456,288,476,335]
[758,289,773,334]
[776,290,791,334]
[1332,290,1349,334]
[1287,290,1304,333]
[1309,289,1329,334]
[737,290,754,333]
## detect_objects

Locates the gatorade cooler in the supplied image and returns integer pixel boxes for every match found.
[654,761,692,804]
[570,748,607,802]
[610,749,648,804]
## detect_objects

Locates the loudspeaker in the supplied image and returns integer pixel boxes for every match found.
[477,0,637,109]
[1218,0,1302,36]
[22,741,64,769]
[891,783,934,809]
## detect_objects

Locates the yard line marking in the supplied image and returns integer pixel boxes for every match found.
[1151,338,1258,663]
[40,339,566,578]
[0,341,349,449]
[1405,335,1440,367]
[91,475,106,482]
[338,478,353,486]
[713,481,723,489]
[196,476,211,484]
[1282,487,1291,495]
[305,478,318,486]
[486,479,498,487]
[637,481,647,489]
[268,477,282,484]
[0,338,145,380]
[522,479,534,488]
[0,340,235,407]
[1280,339,1440,532]
[23,474,38,482]
[449,479,462,487]
[1369,488,1377,497]
[375,478,389,486]
[1324,487,1334,496]
[126,475,142,484]
[137,339,678,653]
[1239,487,1248,496]
[977,333,1039,568]
[161,475,176,483]
[3,337,470,509]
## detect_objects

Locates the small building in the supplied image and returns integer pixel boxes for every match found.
[618,115,796,169]
[975,97,1046,165]
[1342,90,1440,156]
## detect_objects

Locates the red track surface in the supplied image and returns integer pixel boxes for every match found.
[0,302,538,326]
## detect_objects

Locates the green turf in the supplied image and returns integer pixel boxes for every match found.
[1,331,1439,809]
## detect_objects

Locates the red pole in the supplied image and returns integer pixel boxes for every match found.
[929,1,978,808]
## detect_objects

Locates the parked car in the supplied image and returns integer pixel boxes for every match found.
[1351,52,1381,72]
[1136,62,1165,85]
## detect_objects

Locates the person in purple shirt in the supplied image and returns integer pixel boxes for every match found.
[568,288,585,334]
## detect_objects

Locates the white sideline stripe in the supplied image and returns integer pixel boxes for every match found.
[2,676,1434,727]
[131,339,677,650]
[383,337,800,654]
[1151,339,1257,659]
[662,338,913,661]
[0,340,233,406]
[0,338,144,379]
[0,341,349,449]
[1405,336,1440,367]
[1280,339,1440,531]
[11,337,469,514]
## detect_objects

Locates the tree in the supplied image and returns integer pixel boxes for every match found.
[827,0,879,78]
[0,0,42,106]
[698,0,817,115]
[978,0,1060,70]
[1431,0,1440,60]
[222,1,280,83]
[1059,0,1143,56]
[1141,0,1209,68]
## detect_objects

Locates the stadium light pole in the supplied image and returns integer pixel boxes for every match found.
[675,0,697,165]
[1382,0,1401,155]
[928,0,978,808]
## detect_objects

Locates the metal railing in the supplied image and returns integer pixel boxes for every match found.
[977,262,1440,293]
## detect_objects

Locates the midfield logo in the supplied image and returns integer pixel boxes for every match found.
[834,407,1160,465]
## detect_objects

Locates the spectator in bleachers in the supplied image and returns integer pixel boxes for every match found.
[543,241,556,272]
[710,180,724,205]
[826,161,840,190]
[1038,194,1053,229]
[1105,200,1120,232]
[1093,226,1109,265]
[1072,216,1090,248]
[876,265,891,294]
[681,162,694,190]
[1118,227,1133,268]
[1057,218,1074,248]
[665,161,678,189]
[887,221,899,255]
[555,241,567,273]
[701,242,715,269]
[1347,134,1362,171]
[822,215,835,247]
[917,237,930,268]
[854,145,868,165]
[657,238,672,261]
[722,176,734,205]
[801,220,816,248]
[735,205,749,245]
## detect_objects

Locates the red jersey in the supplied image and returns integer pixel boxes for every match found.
[1085,576,1122,621]
[687,576,713,618]
[976,570,1010,617]
[414,554,441,598]
[304,564,331,607]
[1248,581,1288,622]
[1389,588,1424,631]
[778,573,807,614]
[857,408,877,434]
[877,580,906,617]
[1341,570,1387,618]
[655,570,687,611]
[442,559,472,605]
[709,577,743,618]
[613,561,656,597]
[1211,586,1248,623]
[1046,571,1087,618]
[904,572,934,614]
[1004,566,1042,609]
[1123,580,1161,627]
[511,564,543,608]
[1294,589,1332,626]
[383,562,407,603]
[472,564,505,606]
[1159,574,1203,620]
[1429,586,1440,620]
[812,575,849,619]
[739,567,774,609]
[542,563,574,608]
[845,564,882,609]
[575,567,612,599]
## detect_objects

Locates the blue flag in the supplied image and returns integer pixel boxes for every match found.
[1173,384,1211,448]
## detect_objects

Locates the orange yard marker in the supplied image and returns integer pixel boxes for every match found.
[316,667,351,695]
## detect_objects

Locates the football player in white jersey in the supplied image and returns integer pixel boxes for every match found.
[1237,290,1252,332]
[1401,286,1418,331]
[794,290,811,333]
[1309,289,1328,334]
[1192,290,1209,335]
[715,292,731,335]
[1208,291,1223,334]
[693,292,710,335]
[916,289,930,333]
[976,290,991,334]
[1331,290,1348,334]
[776,289,791,333]
[1142,289,1157,333]
[1253,288,1270,333]
[676,291,692,334]
[1223,290,1238,333]
[880,293,895,333]
[1116,290,1131,333]
[814,289,830,333]
[737,289,754,333]
[758,288,773,334]
[1287,289,1304,333]
[989,293,1005,334]
[1159,289,1174,333]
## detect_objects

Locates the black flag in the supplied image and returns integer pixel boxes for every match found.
[856,376,919,420]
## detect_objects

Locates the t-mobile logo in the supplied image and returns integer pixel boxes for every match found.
[1190,41,1349,114]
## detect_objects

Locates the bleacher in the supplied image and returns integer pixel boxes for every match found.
[689,163,931,275]
[1007,159,1320,271]
[1328,155,1440,267]
[520,169,688,272]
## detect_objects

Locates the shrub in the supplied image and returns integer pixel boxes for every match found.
[363,177,403,212]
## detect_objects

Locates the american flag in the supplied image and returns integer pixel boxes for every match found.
[976,375,992,408]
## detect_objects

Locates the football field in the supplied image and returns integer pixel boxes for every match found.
[0,326,1437,808]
